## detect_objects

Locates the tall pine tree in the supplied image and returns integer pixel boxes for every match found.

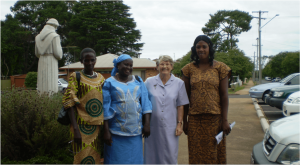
[202,10,252,52]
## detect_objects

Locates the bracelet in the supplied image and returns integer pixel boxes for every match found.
[177,121,183,125]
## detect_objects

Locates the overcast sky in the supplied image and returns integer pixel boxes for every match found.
[1,0,299,67]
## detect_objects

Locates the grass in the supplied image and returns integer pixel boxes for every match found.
[228,85,245,94]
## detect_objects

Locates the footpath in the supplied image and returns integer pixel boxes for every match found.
[177,80,265,164]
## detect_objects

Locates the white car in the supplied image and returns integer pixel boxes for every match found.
[251,114,300,164]
[282,91,300,116]
[265,77,271,81]
[58,78,68,92]
[274,77,281,82]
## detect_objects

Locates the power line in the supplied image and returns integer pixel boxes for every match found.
[262,40,299,48]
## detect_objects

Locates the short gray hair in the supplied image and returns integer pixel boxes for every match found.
[156,55,174,66]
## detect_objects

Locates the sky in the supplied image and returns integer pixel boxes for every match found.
[1,0,299,68]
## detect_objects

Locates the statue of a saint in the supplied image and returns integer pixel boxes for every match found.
[35,18,62,94]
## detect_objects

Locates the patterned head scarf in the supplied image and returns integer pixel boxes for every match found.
[111,54,132,76]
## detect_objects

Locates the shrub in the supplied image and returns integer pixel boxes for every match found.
[1,89,70,161]
[24,72,37,88]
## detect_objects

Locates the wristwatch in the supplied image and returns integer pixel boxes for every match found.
[177,121,183,125]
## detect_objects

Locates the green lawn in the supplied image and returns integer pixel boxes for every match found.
[228,85,245,94]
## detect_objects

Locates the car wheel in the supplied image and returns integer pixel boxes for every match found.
[61,88,67,94]
[262,90,270,102]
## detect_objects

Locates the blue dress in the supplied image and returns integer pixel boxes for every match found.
[102,75,152,164]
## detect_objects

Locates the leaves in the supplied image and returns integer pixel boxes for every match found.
[24,72,37,88]
[2,1,144,76]
[172,51,191,76]
[68,1,143,57]
[215,49,253,80]
[202,10,253,52]
[263,51,299,78]
[1,89,69,161]
[173,48,254,80]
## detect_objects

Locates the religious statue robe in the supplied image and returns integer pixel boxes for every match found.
[35,24,62,94]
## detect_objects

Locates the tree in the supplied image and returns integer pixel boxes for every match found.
[173,48,253,81]
[262,61,272,78]
[172,51,191,76]
[1,14,31,78]
[263,51,299,78]
[68,1,143,57]
[267,52,287,78]
[202,10,252,52]
[215,49,253,80]
[281,51,299,77]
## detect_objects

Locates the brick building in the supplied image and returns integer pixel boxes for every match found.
[59,53,158,81]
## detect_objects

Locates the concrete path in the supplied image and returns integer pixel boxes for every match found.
[177,80,265,164]
[235,80,253,95]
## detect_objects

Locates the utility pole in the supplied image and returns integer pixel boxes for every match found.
[174,53,175,62]
[253,52,256,81]
[252,41,262,82]
[252,10,267,84]
[256,38,259,82]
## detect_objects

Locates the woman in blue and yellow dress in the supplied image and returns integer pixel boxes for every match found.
[102,54,152,164]
[62,48,105,164]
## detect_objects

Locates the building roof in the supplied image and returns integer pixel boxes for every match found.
[59,53,156,69]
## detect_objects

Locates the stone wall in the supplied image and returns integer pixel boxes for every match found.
[145,68,158,79]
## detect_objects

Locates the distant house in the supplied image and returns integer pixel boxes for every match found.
[59,53,158,81]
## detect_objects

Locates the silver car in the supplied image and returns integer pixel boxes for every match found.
[249,73,300,100]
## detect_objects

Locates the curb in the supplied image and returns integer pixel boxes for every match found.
[251,98,270,133]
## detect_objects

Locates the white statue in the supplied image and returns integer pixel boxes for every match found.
[35,18,63,94]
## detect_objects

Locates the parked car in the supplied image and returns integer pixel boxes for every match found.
[272,77,281,82]
[249,73,300,100]
[282,91,300,116]
[264,85,300,109]
[265,77,271,81]
[58,78,68,92]
[250,114,300,164]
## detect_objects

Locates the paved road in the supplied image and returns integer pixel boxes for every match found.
[257,99,285,124]
[250,80,285,124]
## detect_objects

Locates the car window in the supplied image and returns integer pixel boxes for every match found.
[59,79,68,84]
[289,75,300,85]
[280,74,295,83]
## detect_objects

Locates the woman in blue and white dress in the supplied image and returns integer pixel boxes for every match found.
[102,54,152,164]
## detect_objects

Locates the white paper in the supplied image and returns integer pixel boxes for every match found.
[215,121,236,144]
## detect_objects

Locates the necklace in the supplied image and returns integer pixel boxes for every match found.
[82,70,97,78]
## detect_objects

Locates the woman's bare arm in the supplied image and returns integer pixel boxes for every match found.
[181,74,191,135]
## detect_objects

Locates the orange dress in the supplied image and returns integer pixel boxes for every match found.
[181,60,231,164]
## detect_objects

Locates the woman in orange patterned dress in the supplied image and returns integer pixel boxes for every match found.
[181,35,232,164]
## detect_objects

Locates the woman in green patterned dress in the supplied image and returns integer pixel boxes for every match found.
[62,48,105,164]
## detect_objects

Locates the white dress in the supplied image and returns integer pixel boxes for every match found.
[35,25,62,94]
